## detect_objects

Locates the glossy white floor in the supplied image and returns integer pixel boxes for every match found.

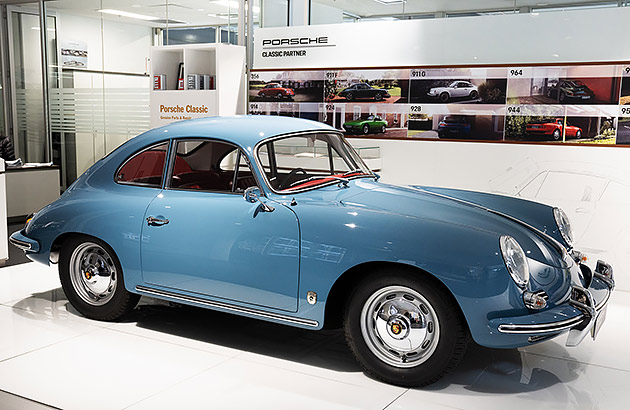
[0,262,628,410]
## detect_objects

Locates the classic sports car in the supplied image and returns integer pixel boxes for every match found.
[337,83,390,101]
[437,115,472,138]
[427,81,479,102]
[546,79,594,102]
[257,83,295,99]
[10,116,614,387]
[526,118,582,140]
[343,114,387,135]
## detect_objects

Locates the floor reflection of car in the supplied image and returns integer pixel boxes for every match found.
[337,83,390,101]
[437,115,472,138]
[526,118,582,141]
[343,115,387,135]
[258,83,295,99]
[427,81,478,102]
[546,80,594,102]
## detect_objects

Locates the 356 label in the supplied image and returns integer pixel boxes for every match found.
[250,73,260,80]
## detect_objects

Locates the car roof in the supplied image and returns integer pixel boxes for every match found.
[132,115,337,150]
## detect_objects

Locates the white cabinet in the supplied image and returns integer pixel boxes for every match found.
[150,44,246,128]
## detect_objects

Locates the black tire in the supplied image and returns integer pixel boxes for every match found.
[559,92,566,103]
[374,92,383,101]
[276,92,283,99]
[343,272,469,387]
[362,124,370,135]
[552,129,561,140]
[345,92,354,101]
[59,235,140,321]
[576,130,582,139]
[469,90,479,100]
[439,92,449,103]
[380,125,386,133]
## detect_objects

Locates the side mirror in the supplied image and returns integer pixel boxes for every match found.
[244,186,274,212]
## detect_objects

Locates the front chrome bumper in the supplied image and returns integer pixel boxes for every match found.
[9,230,40,253]
[495,260,615,347]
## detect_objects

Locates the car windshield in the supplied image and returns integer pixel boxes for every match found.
[257,133,374,192]
[444,116,466,123]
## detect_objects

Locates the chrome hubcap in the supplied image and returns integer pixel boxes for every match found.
[360,285,440,368]
[69,242,117,306]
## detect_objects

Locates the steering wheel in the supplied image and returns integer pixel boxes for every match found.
[278,168,307,190]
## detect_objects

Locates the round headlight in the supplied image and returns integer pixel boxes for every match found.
[500,236,530,288]
[553,207,573,246]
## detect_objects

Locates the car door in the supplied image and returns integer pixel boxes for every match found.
[141,138,300,312]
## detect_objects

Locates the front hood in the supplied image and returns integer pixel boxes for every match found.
[341,181,567,267]
[344,120,364,126]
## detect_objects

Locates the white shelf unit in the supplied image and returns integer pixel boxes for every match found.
[149,44,246,128]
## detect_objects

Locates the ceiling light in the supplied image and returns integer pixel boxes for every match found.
[207,13,229,19]
[98,9,158,21]
[373,0,406,4]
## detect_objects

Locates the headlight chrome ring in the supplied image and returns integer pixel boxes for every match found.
[499,235,530,289]
[553,207,574,247]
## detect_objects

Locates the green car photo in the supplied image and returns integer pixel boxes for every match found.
[343,115,387,135]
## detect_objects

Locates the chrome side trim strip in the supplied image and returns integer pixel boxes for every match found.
[135,286,319,328]
[498,315,585,334]
[9,237,32,251]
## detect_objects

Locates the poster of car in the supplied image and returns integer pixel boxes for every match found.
[407,113,504,141]
[408,68,507,104]
[324,102,409,139]
[507,65,621,105]
[505,115,617,144]
[249,71,325,103]
[325,69,409,104]
[60,40,88,69]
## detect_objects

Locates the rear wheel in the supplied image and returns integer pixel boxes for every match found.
[345,92,354,101]
[59,236,139,321]
[469,90,479,99]
[380,125,386,133]
[344,272,469,387]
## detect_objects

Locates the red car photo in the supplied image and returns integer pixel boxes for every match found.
[257,83,295,100]
[526,118,582,141]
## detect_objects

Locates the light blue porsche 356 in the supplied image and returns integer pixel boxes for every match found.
[10,116,614,386]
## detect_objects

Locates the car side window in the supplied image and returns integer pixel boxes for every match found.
[169,139,256,193]
[115,142,169,187]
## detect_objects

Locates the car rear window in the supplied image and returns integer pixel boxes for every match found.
[115,142,169,187]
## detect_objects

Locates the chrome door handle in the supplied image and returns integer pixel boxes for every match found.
[146,216,169,226]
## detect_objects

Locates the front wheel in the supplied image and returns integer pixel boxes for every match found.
[59,236,140,321]
[344,273,468,387]
[576,130,582,139]
[362,124,370,134]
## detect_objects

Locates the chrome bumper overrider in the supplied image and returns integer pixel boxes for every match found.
[497,260,615,347]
